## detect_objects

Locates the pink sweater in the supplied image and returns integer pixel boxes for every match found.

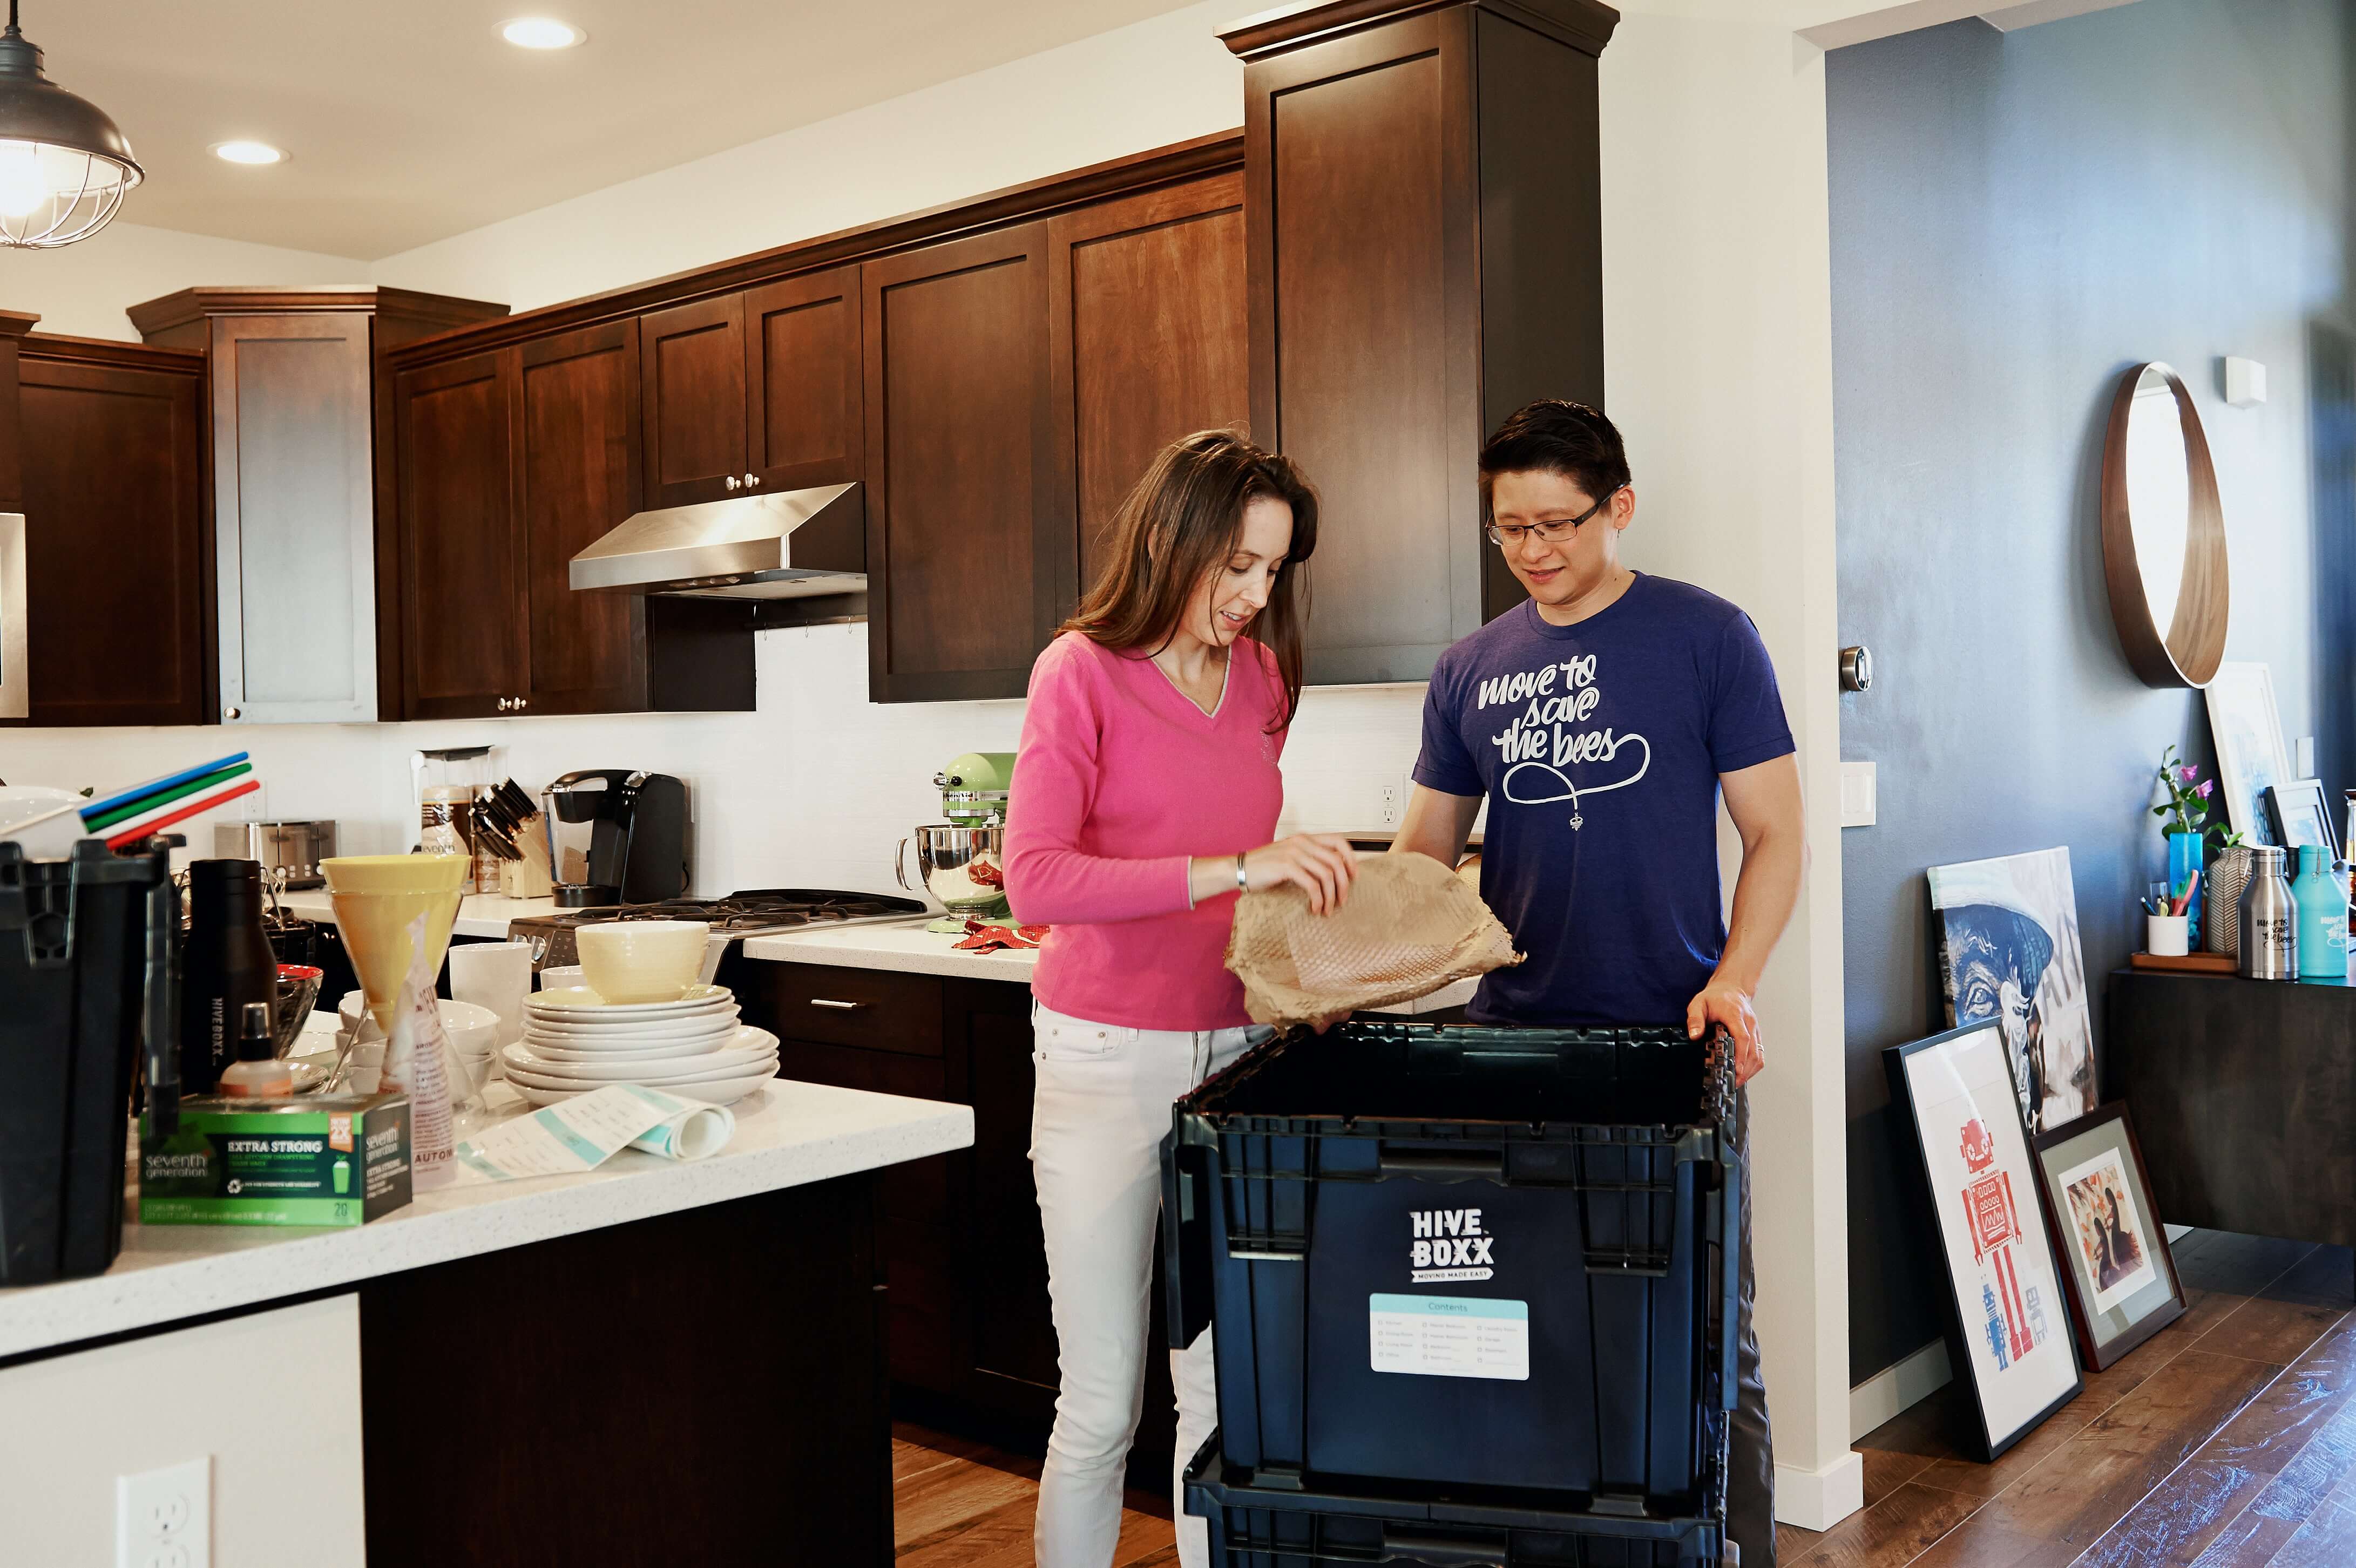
[1004,632,1288,1030]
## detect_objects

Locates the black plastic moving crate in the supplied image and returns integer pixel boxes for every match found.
[1162,1022,1738,1508]
[1185,1415,1733,1567]
[0,840,172,1285]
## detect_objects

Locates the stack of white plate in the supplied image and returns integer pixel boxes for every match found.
[503,985,780,1107]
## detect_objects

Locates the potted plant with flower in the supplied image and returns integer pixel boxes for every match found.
[2151,744,2243,946]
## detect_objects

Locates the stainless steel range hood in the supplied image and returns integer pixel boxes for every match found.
[568,484,866,609]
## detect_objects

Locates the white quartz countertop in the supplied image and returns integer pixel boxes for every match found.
[0,1079,971,1362]
[279,889,557,940]
[743,918,1479,1014]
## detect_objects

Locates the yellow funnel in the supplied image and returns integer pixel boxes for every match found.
[322,854,466,1035]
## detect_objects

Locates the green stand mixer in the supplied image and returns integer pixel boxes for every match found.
[897,752,1017,932]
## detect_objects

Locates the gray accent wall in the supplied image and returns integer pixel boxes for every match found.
[1829,1,2356,1383]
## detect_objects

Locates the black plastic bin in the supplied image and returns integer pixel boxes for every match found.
[1162,1022,1738,1508]
[1185,1415,1732,1567]
[0,839,173,1285]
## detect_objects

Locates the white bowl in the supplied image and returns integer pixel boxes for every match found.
[574,920,711,1004]
[339,990,500,1040]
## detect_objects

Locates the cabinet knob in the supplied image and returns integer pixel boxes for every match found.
[744,473,760,488]
[496,697,512,712]
[516,696,529,711]
[224,705,241,721]
[723,475,741,492]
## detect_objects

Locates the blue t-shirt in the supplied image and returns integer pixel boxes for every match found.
[1413,575,1795,1027]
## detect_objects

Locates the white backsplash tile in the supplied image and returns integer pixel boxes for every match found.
[0,622,1429,894]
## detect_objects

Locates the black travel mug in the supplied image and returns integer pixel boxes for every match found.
[179,859,277,1096]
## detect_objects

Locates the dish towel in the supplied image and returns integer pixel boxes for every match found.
[953,920,1050,953]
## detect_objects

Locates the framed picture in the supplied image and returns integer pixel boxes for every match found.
[2266,778,2339,860]
[1927,847,2094,1133]
[2206,662,2291,846]
[1885,1022,2083,1461]
[2031,1104,2185,1370]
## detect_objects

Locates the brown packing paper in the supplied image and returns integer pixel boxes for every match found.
[1226,852,1522,1030]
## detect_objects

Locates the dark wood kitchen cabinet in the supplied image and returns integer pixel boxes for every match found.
[862,225,1062,703]
[128,287,510,725]
[639,264,863,509]
[1046,169,1249,603]
[390,329,753,720]
[17,335,209,727]
[742,961,1183,1488]
[1225,0,1616,680]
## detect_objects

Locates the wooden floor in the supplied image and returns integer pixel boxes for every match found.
[1780,1230,2356,1567]
[893,1422,1176,1565]
[893,1230,2356,1567]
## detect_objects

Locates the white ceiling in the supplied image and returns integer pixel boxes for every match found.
[25,1,1196,261]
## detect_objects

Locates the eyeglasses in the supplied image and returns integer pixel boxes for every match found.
[1482,487,1622,547]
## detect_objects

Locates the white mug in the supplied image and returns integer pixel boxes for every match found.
[448,939,535,1073]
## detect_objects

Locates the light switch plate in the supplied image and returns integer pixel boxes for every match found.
[118,1456,209,1568]
[1840,761,1877,828]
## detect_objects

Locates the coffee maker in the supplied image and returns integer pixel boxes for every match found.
[541,771,690,906]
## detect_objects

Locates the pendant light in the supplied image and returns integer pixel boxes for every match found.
[0,0,139,249]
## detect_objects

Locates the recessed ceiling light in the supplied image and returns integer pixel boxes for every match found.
[499,17,586,49]
[211,140,286,166]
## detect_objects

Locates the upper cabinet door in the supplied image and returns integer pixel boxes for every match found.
[640,294,749,509]
[518,321,648,716]
[209,313,377,725]
[1242,11,1485,685]
[19,346,207,727]
[1046,171,1248,614]
[394,349,527,719]
[745,266,863,492]
[862,224,1062,704]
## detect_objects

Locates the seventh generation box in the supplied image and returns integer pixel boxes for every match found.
[139,1091,412,1226]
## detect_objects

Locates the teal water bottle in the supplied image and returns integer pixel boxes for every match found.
[2293,845,2347,979]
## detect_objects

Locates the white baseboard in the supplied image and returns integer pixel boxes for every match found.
[1775,1449,1865,1530]
[1850,1339,1953,1441]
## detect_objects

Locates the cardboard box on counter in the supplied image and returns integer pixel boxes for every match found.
[139,1092,413,1226]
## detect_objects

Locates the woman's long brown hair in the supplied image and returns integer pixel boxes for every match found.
[1060,429,1319,732]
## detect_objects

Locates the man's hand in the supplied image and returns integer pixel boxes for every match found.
[1688,976,1764,1085]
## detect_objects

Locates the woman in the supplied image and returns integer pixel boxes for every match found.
[1004,429,1356,1567]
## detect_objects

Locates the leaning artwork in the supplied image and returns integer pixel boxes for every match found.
[1926,847,2096,1134]
[2059,1146,2157,1313]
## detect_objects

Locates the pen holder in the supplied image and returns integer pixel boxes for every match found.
[2147,913,2190,957]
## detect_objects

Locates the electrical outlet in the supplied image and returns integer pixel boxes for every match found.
[118,1456,209,1568]
[1378,779,1402,827]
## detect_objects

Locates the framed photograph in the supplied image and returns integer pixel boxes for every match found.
[2031,1104,2185,1370]
[1885,1022,2083,1461]
[2265,778,2339,860]
[2206,661,2291,846]
[1927,847,2094,1133]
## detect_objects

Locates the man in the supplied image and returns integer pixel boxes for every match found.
[1391,399,1804,1566]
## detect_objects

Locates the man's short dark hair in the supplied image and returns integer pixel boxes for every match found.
[1478,400,1631,512]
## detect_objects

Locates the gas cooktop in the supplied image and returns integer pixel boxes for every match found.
[506,888,927,966]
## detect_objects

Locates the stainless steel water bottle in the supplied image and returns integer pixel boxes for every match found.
[2238,844,2297,980]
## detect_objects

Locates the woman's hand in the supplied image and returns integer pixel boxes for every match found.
[1244,834,1358,915]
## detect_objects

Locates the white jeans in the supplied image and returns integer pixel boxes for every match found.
[1030,1004,1264,1568]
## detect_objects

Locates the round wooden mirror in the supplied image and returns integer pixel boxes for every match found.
[2100,362,2228,688]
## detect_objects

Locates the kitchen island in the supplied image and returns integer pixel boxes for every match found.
[0,1077,971,1565]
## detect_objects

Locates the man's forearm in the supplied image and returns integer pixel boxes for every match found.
[1715,826,1805,994]
[1389,784,1478,866]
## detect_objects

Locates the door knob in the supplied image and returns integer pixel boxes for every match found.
[224,705,241,720]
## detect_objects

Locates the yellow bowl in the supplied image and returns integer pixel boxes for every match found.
[322,854,467,1034]
[575,920,710,1003]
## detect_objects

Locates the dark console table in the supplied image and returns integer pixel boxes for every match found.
[2108,968,2356,1248]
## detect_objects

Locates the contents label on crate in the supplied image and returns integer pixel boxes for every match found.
[1369,1294,1530,1380]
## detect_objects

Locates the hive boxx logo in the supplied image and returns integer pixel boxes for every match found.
[1410,1208,1496,1282]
